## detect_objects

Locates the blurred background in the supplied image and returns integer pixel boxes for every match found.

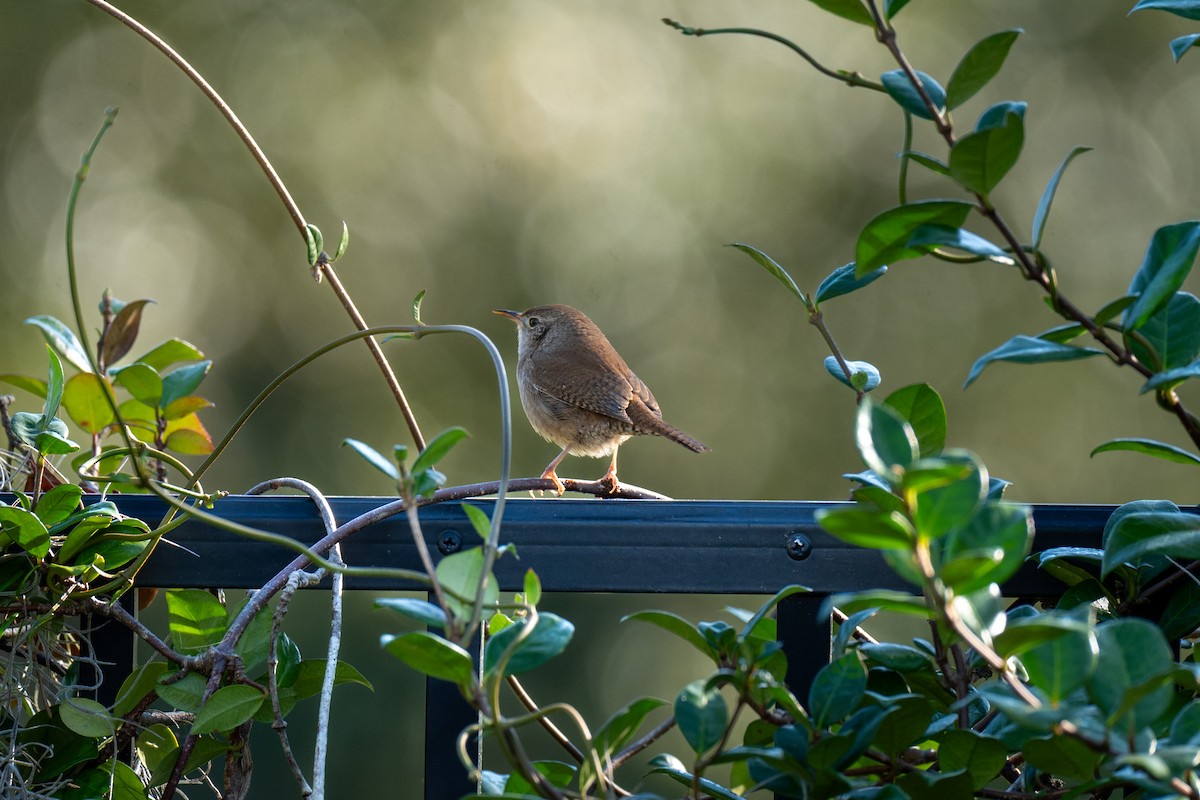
[4,0,1200,795]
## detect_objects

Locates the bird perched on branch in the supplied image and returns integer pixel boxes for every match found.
[494,304,709,495]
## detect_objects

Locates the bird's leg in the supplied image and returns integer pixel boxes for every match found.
[598,446,621,495]
[538,446,571,496]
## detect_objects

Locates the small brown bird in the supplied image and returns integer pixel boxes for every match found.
[494,304,709,495]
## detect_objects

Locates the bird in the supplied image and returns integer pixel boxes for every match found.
[493,304,709,495]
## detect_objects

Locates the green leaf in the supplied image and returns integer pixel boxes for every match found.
[884,0,914,19]
[975,100,1026,131]
[305,223,322,265]
[855,399,918,477]
[62,373,116,435]
[906,225,1013,264]
[1022,735,1103,781]
[824,357,881,392]
[160,361,211,410]
[59,698,115,738]
[814,261,888,304]
[964,335,1104,388]
[881,69,946,120]
[728,243,807,304]
[945,30,1022,110]
[1159,579,1200,641]
[817,507,914,550]
[412,426,470,473]
[738,585,810,646]
[523,569,542,609]
[35,484,83,525]
[43,345,65,421]
[483,612,574,677]
[1020,625,1098,703]
[335,220,350,260]
[26,315,92,373]
[1091,438,1200,466]
[290,659,373,698]
[166,589,228,655]
[827,590,932,620]
[592,697,668,759]
[621,610,716,658]
[942,502,1033,593]
[0,373,48,398]
[1087,618,1174,728]
[883,383,946,457]
[342,438,399,481]
[1033,146,1092,249]
[855,200,973,275]
[383,630,474,684]
[191,684,265,735]
[113,363,163,407]
[900,150,951,177]
[646,754,745,800]
[938,730,1008,789]
[436,547,498,623]
[911,454,987,540]
[805,0,874,26]
[1130,291,1200,371]
[1171,33,1200,61]
[1125,221,1200,331]
[675,679,727,754]
[0,506,51,558]
[1141,361,1200,394]
[232,601,273,671]
[809,652,867,727]
[1103,510,1200,576]
[156,671,208,712]
[859,643,930,672]
[99,299,154,368]
[375,596,448,629]
[135,337,205,372]
[1131,0,1200,20]
[462,503,492,540]
[503,761,576,795]
[948,111,1024,195]
[113,661,169,717]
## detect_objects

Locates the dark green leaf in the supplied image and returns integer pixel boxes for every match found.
[945,30,1022,110]
[964,335,1103,388]
[155,671,207,712]
[817,507,914,550]
[593,697,668,759]
[1130,291,1200,371]
[815,261,887,303]
[675,680,727,754]
[1087,618,1174,728]
[646,754,745,800]
[1141,361,1200,394]
[911,454,987,540]
[907,225,1013,263]
[99,299,154,369]
[884,0,914,19]
[0,506,51,558]
[975,100,1027,130]
[43,345,65,421]
[342,438,399,481]
[34,484,83,525]
[1091,437,1200,465]
[1131,0,1200,20]
[290,659,373,697]
[113,363,163,407]
[883,383,945,457]
[881,69,946,120]
[809,652,867,727]
[938,730,1008,789]
[26,316,92,373]
[1125,221,1200,331]
[826,590,933,620]
[805,0,874,26]
[1159,579,1200,641]
[855,200,973,275]
[942,502,1033,593]
[375,596,449,628]
[855,400,918,476]
[1033,146,1092,249]
[949,111,1024,195]
[728,243,806,304]
[275,634,302,689]
[859,643,930,672]
[503,761,576,795]
[1022,735,1102,781]
[1103,510,1200,576]
[412,426,470,473]
[1020,626,1098,702]
[483,612,574,677]
[58,697,114,738]
[824,357,881,392]
[382,631,474,684]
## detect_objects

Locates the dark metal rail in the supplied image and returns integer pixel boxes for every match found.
[83,497,1109,798]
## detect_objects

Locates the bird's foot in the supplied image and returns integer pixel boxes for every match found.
[536,468,566,497]
[597,465,621,496]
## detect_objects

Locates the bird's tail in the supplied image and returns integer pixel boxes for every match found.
[649,417,711,453]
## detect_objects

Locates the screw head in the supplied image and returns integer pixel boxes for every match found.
[437,530,463,555]
[785,533,812,561]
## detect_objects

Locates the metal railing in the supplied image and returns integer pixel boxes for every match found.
[94,496,1107,799]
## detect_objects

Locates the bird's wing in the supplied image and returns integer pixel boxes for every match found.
[530,368,635,423]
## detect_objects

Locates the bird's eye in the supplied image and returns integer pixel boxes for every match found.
[526,316,540,329]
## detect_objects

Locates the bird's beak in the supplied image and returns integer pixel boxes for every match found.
[493,309,521,322]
